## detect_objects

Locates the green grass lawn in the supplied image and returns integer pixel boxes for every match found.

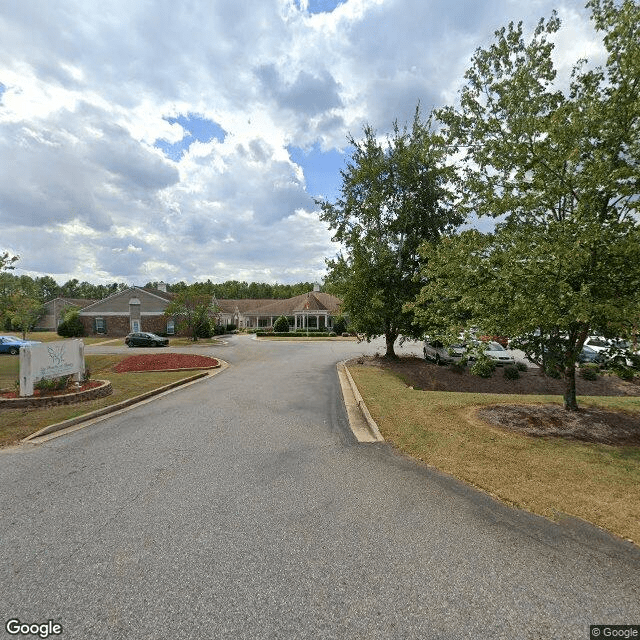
[349,364,640,545]
[0,354,201,447]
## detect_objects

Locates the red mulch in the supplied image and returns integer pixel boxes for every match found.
[114,353,219,373]
[1,380,103,399]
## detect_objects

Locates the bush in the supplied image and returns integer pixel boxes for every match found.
[273,315,290,332]
[196,318,213,339]
[225,324,237,332]
[35,375,72,393]
[57,311,84,337]
[544,365,562,379]
[515,361,528,372]
[332,315,348,335]
[329,332,337,337]
[503,365,520,380]
[612,365,634,381]
[470,356,495,378]
[213,324,226,335]
[579,364,599,381]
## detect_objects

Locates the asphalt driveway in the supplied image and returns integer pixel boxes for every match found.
[1,334,638,639]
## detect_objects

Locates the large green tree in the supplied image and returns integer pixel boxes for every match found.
[164,291,217,341]
[415,0,640,409]
[318,109,462,357]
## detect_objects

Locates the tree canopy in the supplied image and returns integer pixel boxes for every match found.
[319,108,462,357]
[413,0,640,410]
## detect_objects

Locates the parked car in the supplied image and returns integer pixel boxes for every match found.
[0,336,42,355]
[577,345,605,365]
[479,334,509,348]
[477,341,515,366]
[124,332,169,347]
[423,339,466,365]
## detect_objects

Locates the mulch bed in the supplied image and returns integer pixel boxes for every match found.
[349,356,640,446]
[1,380,103,399]
[114,353,219,373]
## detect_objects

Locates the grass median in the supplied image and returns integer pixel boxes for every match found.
[0,354,202,447]
[348,364,640,545]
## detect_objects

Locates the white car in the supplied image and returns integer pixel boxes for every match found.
[423,339,466,365]
[583,336,610,354]
[475,341,516,366]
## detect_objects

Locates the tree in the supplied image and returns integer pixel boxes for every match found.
[273,315,289,332]
[417,1,640,410]
[164,291,217,341]
[8,290,44,339]
[1,251,19,273]
[318,108,462,358]
[57,309,85,337]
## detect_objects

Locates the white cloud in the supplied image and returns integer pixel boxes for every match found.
[0,0,602,285]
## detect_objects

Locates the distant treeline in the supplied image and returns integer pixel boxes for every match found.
[0,273,318,303]
[145,280,316,300]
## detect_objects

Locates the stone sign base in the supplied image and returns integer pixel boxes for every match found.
[0,380,112,409]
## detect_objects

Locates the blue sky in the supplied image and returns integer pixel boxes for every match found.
[0,0,601,285]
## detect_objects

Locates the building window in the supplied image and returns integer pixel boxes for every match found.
[167,319,176,335]
[95,318,106,334]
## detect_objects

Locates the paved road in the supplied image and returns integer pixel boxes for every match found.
[1,335,638,639]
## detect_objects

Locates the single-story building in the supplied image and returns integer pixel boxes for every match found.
[78,284,177,337]
[216,288,342,330]
[36,298,96,331]
[78,282,343,337]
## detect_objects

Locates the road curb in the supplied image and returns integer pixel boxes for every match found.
[337,360,384,443]
[22,360,229,443]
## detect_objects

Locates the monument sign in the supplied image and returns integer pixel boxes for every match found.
[19,340,85,397]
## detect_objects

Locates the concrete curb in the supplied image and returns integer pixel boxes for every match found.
[337,360,384,443]
[22,360,229,443]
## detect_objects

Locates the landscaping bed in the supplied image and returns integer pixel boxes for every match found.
[350,355,640,446]
[114,353,219,372]
[347,360,640,544]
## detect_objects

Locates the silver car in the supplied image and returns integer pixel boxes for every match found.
[423,339,466,365]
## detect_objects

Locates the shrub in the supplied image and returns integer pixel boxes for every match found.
[57,311,84,337]
[544,365,562,379]
[579,364,599,381]
[273,315,290,332]
[225,324,237,332]
[35,375,72,393]
[612,365,634,381]
[515,361,528,372]
[329,332,337,337]
[196,318,213,338]
[332,315,348,335]
[503,365,520,380]
[470,355,495,378]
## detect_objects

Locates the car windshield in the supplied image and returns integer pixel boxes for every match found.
[487,342,505,351]
[582,346,597,353]
[586,338,608,347]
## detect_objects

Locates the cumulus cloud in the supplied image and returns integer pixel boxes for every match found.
[0,0,602,285]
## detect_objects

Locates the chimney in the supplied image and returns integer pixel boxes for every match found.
[313,282,320,292]
[157,281,167,293]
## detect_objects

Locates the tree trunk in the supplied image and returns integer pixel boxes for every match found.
[563,365,579,411]
[385,331,398,359]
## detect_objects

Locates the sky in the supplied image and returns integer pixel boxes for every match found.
[0,0,605,286]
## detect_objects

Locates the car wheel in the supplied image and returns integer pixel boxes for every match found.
[9,347,19,355]
[435,354,441,365]
[127,342,134,348]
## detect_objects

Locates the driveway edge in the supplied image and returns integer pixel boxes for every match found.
[22,360,229,443]
[337,360,384,443]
